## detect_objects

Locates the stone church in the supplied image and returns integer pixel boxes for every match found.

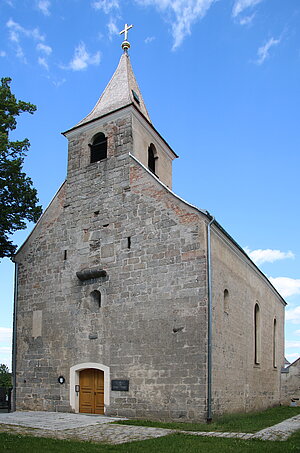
[12,31,286,422]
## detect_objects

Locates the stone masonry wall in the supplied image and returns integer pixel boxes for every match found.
[211,228,285,415]
[131,113,174,189]
[14,107,285,421]
[281,359,300,405]
[15,111,209,421]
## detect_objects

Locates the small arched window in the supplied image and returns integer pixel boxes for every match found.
[90,290,101,312]
[224,289,229,313]
[90,133,107,163]
[254,303,260,365]
[148,143,157,175]
[273,318,277,368]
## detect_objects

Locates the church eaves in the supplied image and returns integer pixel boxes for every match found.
[73,52,151,130]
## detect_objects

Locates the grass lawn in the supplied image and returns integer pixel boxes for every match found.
[113,406,300,433]
[1,430,300,453]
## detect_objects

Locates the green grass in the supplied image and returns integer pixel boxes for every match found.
[113,406,300,433]
[1,407,300,452]
[1,430,300,453]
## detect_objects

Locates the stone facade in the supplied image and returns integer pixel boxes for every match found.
[13,53,286,421]
[281,358,300,406]
[211,229,285,415]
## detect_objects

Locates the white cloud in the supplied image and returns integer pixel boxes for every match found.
[286,340,300,349]
[232,0,263,18]
[107,19,119,40]
[286,352,300,362]
[37,0,51,15]
[36,44,51,70]
[295,329,300,335]
[16,44,26,62]
[7,18,45,43]
[145,36,155,44]
[244,247,295,266]
[286,305,300,323]
[270,277,300,299]
[64,42,101,71]
[238,13,255,25]
[256,37,281,65]
[8,30,19,43]
[6,19,46,62]
[6,19,21,42]
[0,328,12,370]
[0,327,12,344]
[37,42,52,55]
[0,51,6,57]
[135,0,216,50]
[0,350,12,371]
[92,0,119,13]
[49,77,66,88]
[38,56,49,70]
[0,346,11,354]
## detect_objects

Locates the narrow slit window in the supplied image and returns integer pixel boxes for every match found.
[90,132,107,163]
[90,290,101,312]
[64,250,67,260]
[254,303,260,365]
[273,318,277,368]
[224,289,229,313]
[127,237,131,249]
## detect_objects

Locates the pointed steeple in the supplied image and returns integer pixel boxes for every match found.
[74,52,151,129]
[63,24,178,191]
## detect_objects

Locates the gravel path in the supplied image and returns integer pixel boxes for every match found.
[252,414,300,441]
[0,411,299,444]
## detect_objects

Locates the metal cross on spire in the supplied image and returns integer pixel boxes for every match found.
[120,23,133,52]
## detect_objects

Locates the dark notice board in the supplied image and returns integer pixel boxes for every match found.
[111,380,129,391]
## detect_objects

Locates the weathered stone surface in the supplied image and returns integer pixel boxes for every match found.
[281,358,300,405]
[76,268,107,281]
[13,59,285,422]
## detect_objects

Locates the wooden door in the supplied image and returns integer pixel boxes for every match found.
[79,369,104,414]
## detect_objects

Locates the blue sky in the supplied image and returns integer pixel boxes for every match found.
[0,0,300,370]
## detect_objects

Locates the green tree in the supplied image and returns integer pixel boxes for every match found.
[0,77,42,258]
[0,364,12,388]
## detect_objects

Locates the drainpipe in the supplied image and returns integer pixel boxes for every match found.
[12,262,18,412]
[206,216,215,423]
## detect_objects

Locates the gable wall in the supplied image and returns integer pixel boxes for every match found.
[14,112,209,421]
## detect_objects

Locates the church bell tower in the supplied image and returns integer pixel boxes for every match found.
[63,24,178,191]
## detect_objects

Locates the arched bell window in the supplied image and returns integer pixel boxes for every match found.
[90,133,107,163]
[148,143,157,175]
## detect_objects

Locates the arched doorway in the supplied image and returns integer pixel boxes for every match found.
[70,362,110,414]
[79,368,104,414]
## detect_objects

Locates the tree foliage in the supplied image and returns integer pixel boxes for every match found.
[0,364,12,388]
[0,77,42,258]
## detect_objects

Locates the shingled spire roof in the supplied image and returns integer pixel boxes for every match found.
[74,52,151,129]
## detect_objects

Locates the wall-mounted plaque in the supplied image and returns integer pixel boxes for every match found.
[111,379,129,391]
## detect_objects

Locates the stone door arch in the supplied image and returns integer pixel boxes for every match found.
[70,362,110,413]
